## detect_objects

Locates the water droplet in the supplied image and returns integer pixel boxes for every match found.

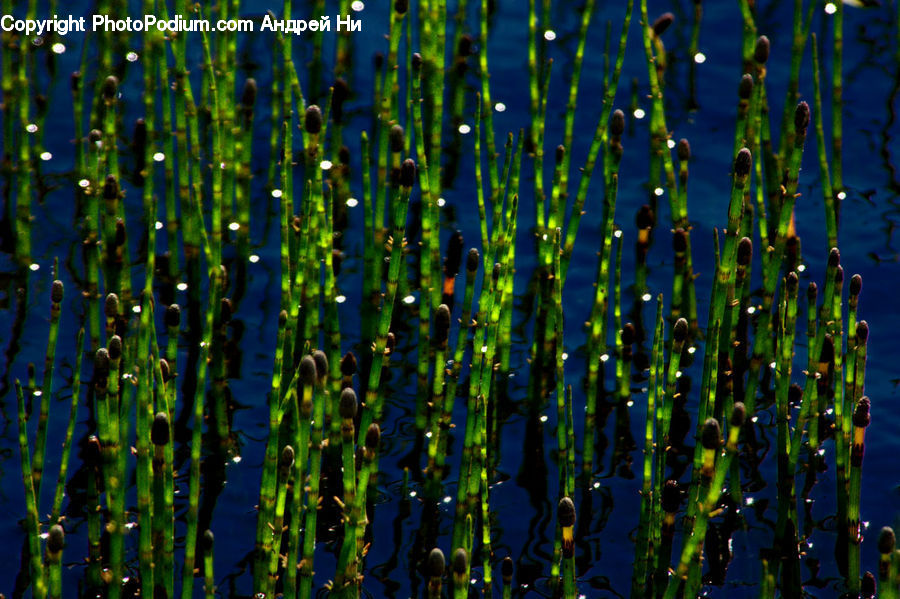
[836,191,846,200]
[155,221,163,230]
[176,282,188,291]
[694,52,707,64]
[642,293,652,301]
[228,222,240,231]
[33,390,43,397]
[543,30,556,41]
[540,415,548,422]
[797,264,806,272]
[132,305,141,314]
[687,346,697,354]
[824,2,837,14]
[667,139,676,149]
[458,124,471,134]
[614,230,623,238]
[494,102,506,112]
[29,263,40,271]
[26,123,38,133]
[600,353,610,362]
[320,160,333,170]
[126,51,139,62]
[633,108,646,119]
[79,179,90,188]
[654,187,664,197]
[437,198,446,207]
[249,255,260,263]
[351,0,364,10]
[336,295,346,303]
[402,295,415,304]
[153,152,165,162]
[346,197,358,207]
[561,352,568,360]
[233,455,242,463]
[51,42,65,54]
[271,189,283,198]
[40,151,52,161]
[442,496,452,504]
[409,490,417,498]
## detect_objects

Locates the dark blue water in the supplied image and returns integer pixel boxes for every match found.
[1,0,899,597]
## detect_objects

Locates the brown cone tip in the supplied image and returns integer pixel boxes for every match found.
[621,323,636,346]
[339,388,358,420]
[828,247,841,268]
[738,237,753,266]
[94,348,110,378]
[452,548,468,574]
[673,229,688,253]
[412,52,423,70]
[281,445,295,468]
[51,280,64,304]
[856,320,869,344]
[457,34,473,57]
[636,205,654,229]
[365,423,381,450]
[427,548,445,577]
[492,262,501,283]
[734,148,752,177]
[220,297,233,323]
[673,318,689,343]
[102,75,118,101]
[400,158,416,188]
[389,125,405,153]
[701,418,721,450]
[677,138,691,162]
[89,129,102,144]
[71,71,81,92]
[820,335,835,364]
[305,105,323,135]
[444,230,465,277]
[738,74,754,100]
[850,274,862,296]
[165,304,181,328]
[652,12,674,37]
[151,412,170,446]
[878,527,895,554]
[789,383,803,406]
[103,175,119,200]
[558,497,575,527]
[853,397,871,428]
[794,101,810,132]
[105,293,119,318]
[300,355,317,386]
[242,78,257,108]
[108,335,122,361]
[48,524,65,553]
[133,119,147,148]
[730,402,746,428]
[340,352,357,377]
[394,0,408,14]
[807,282,817,302]
[434,304,451,345]
[159,358,170,382]
[662,480,681,512]
[786,271,799,293]
[466,248,480,273]
[861,571,876,599]
[555,144,565,163]
[202,529,214,552]
[502,556,514,578]
[610,109,625,137]
[278,309,288,327]
[754,36,770,64]
[313,350,328,382]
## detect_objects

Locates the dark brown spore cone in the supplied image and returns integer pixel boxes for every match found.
[47,524,65,554]
[466,248,480,273]
[278,309,288,328]
[788,383,803,407]
[394,0,408,14]
[339,388,358,420]
[86,435,102,467]
[165,303,181,328]
[220,297,233,323]
[102,75,118,101]
[305,105,323,135]
[389,125,405,153]
[737,237,752,266]
[313,350,328,383]
[794,101,810,133]
[701,417,721,450]
[829,247,841,268]
[734,148,752,178]
[103,175,119,201]
[558,497,575,527]
[332,78,349,123]
[850,274,862,296]
[241,78,257,109]
[502,556,514,581]
[452,548,468,575]
[786,271,799,293]
[662,480,681,513]
[94,348,110,382]
[621,322,636,346]
[280,445,295,469]
[677,138,690,162]
[754,35,770,64]
[151,412,170,445]
[412,52,423,70]
[51,280,64,304]
[856,320,869,345]
[89,129,102,144]
[610,109,625,137]
[365,423,380,450]
[71,71,81,92]
[340,352,357,377]
[861,571,876,599]
[202,529,215,553]
[730,402,746,428]
[673,318,688,343]
[636,205,653,230]
[738,74,753,100]
[820,334,835,365]
[159,359,171,382]
[457,34,473,58]
[807,282,817,303]
[133,119,147,153]
[427,548,445,577]
[300,355,317,387]
[400,158,416,188]
[673,229,688,253]
[878,527,895,554]
[442,231,464,278]
[107,335,122,361]
[492,262,501,283]
[853,396,871,428]
[652,12,674,37]
[555,144,565,163]
[434,304,451,346]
